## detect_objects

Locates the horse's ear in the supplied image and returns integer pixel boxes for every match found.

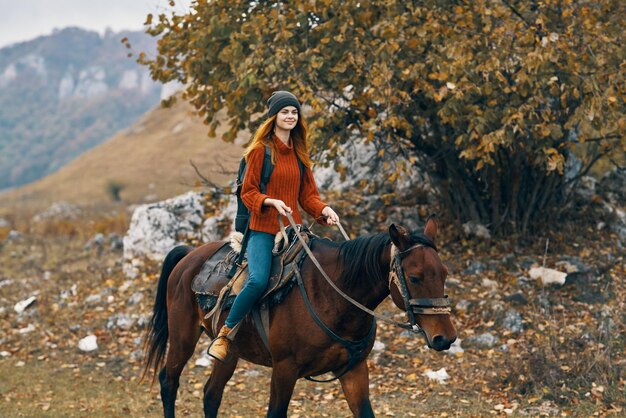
[389,224,410,251]
[424,215,438,243]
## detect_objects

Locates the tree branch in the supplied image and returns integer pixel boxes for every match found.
[500,0,533,28]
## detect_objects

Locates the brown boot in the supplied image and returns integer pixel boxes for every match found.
[208,325,232,362]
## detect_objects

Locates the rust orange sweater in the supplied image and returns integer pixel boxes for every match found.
[241,136,327,234]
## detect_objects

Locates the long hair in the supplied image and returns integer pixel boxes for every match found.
[243,113,313,167]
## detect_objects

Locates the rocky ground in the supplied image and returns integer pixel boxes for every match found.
[1,191,625,417]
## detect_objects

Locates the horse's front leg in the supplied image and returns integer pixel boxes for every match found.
[338,359,375,418]
[267,359,299,418]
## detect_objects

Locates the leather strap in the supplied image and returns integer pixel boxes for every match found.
[336,219,350,240]
[410,297,450,307]
[281,213,416,331]
[251,305,271,353]
[295,268,376,382]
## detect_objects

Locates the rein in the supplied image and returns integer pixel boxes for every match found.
[280,213,451,334]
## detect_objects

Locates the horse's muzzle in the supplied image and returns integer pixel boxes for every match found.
[429,334,456,351]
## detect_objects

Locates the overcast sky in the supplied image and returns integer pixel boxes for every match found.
[0,0,192,49]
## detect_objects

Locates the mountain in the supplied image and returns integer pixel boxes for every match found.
[0,98,246,212]
[0,27,165,191]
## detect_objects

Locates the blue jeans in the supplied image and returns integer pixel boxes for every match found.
[224,230,274,328]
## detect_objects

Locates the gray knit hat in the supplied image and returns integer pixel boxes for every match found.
[267,91,301,117]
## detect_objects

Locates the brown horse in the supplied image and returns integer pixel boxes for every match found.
[143,217,456,417]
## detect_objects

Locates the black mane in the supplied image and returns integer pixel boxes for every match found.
[336,230,437,288]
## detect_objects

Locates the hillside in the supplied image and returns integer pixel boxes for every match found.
[0,98,247,213]
[0,27,162,190]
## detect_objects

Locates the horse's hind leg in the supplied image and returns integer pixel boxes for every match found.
[338,359,375,418]
[203,354,239,418]
[160,326,202,418]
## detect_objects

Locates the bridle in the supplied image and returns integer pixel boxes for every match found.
[282,213,452,335]
[389,243,452,333]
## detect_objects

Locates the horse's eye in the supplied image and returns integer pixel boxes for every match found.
[409,275,423,284]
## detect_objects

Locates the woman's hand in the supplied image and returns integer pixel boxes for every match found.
[264,198,292,216]
[321,206,339,225]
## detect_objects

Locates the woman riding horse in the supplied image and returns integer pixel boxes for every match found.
[209,91,340,361]
[143,95,457,418]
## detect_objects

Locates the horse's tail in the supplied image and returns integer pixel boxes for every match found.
[141,245,192,384]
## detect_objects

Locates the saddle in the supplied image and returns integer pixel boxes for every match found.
[191,224,314,343]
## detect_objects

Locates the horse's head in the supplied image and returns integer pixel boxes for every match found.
[387,217,457,351]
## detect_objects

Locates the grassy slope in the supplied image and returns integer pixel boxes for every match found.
[0,99,247,214]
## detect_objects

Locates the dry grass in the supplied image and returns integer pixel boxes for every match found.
[1,208,624,417]
[0,100,248,215]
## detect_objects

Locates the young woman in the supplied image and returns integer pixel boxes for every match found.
[209,91,340,361]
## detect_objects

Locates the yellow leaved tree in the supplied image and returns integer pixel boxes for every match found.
[139,0,624,234]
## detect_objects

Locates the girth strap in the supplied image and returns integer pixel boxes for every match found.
[250,305,271,354]
[294,268,376,382]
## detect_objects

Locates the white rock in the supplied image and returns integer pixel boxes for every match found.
[481,278,498,288]
[107,313,134,330]
[85,294,102,305]
[123,191,205,270]
[202,194,237,242]
[78,335,98,352]
[423,368,450,383]
[18,324,35,334]
[58,71,75,99]
[14,296,37,314]
[60,284,78,299]
[118,69,139,90]
[74,66,108,98]
[447,339,464,355]
[244,369,261,377]
[529,267,567,286]
[195,353,213,368]
[462,221,491,240]
[0,279,15,288]
[372,340,385,352]
[127,292,144,305]
[0,351,11,357]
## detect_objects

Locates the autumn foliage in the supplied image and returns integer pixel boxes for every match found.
[139,0,625,234]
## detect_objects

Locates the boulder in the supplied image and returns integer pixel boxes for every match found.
[463,333,498,349]
[123,191,206,273]
[462,221,491,240]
